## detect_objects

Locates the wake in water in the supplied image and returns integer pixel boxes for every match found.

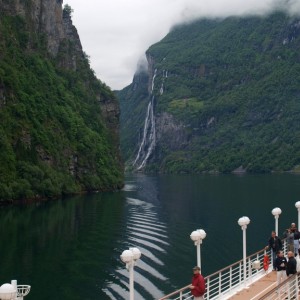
[103,196,169,299]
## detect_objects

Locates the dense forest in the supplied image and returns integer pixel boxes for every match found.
[119,11,300,174]
[0,3,123,201]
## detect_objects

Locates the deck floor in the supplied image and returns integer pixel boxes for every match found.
[228,271,299,300]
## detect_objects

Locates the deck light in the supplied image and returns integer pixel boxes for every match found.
[271,207,282,235]
[0,280,30,300]
[120,248,141,300]
[190,229,206,272]
[0,283,16,300]
[238,216,250,288]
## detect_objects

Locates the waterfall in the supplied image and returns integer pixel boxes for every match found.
[160,83,164,95]
[133,69,157,170]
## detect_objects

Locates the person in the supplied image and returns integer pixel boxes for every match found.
[283,228,294,253]
[189,266,206,300]
[275,250,287,288]
[286,251,297,299]
[267,231,282,270]
[290,223,300,256]
[286,251,297,276]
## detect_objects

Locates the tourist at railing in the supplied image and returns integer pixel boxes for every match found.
[286,251,297,299]
[283,227,295,253]
[267,230,282,270]
[275,250,287,289]
[286,251,297,276]
[290,222,300,256]
[189,266,206,300]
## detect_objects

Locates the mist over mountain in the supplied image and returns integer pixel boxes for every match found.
[119,10,300,173]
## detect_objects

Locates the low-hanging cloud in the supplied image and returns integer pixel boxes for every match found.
[65,0,300,90]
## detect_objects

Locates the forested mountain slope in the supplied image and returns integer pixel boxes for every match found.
[0,0,123,201]
[119,12,300,173]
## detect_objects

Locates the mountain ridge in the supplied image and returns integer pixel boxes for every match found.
[119,11,300,174]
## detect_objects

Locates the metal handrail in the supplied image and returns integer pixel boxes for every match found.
[17,285,31,297]
[258,272,299,300]
[159,243,289,300]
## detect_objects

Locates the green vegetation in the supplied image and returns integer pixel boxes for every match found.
[167,98,204,119]
[63,4,74,17]
[119,11,300,173]
[0,13,123,201]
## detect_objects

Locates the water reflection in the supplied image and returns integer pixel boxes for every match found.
[0,193,125,300]
[1,174,300,299]
[105,179,168,299]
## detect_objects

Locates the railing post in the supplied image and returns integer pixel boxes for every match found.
[239,261,242,287]
[283,240,287,256]
[297,273,299,298]
[229,267,232,291]
[248,257,252,285]
[179,290,182,300]
[206,277,210,300]
[219,271,222,296]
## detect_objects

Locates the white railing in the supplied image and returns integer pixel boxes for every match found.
[159,241,288,300]
[258,273,299,300]
[17,285,31,300]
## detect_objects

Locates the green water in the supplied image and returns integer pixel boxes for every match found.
[1,174,300,299]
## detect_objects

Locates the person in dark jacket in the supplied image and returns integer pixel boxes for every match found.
[286,251,297,299]
[275,251,287,287]
[267,231,282,270]
[286,251,297,276]
[189,266,205,300]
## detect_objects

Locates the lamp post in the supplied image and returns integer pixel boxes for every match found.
[238,216,250,288]
[0,280,30,300]
[190,229,206,271]
[271,207,282,235]
[295,202,300,231]
[120,247,141,300]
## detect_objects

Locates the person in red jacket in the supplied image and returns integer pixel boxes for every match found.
[189,266,206,299]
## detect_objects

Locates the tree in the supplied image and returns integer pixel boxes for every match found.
[63,4,74,18]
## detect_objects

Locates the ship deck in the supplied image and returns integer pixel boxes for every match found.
[229,271,299,300]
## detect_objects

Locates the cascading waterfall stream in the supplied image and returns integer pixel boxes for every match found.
[133,69,157,170]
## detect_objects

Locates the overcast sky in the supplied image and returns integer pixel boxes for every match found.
[64,0,300,90]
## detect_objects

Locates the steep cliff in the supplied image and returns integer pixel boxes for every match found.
[0,0,123,200]
[119,11,300,173]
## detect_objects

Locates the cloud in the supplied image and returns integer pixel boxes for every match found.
[65,0,300,90]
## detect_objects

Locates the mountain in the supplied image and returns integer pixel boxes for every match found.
[0,0,123,201]
[119,11,300,174]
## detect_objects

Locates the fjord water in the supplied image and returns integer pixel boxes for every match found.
[1,174,300,299]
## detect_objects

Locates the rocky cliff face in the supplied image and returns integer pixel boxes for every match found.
[0,0,123,200]
[1,0,120,151]
[1,0,65,55]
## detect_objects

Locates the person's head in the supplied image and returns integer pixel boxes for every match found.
[193,266,200,274]
[271,231,276,237]
[277,250,283,257]
[291,223,296,229]
[288,251,294,258]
